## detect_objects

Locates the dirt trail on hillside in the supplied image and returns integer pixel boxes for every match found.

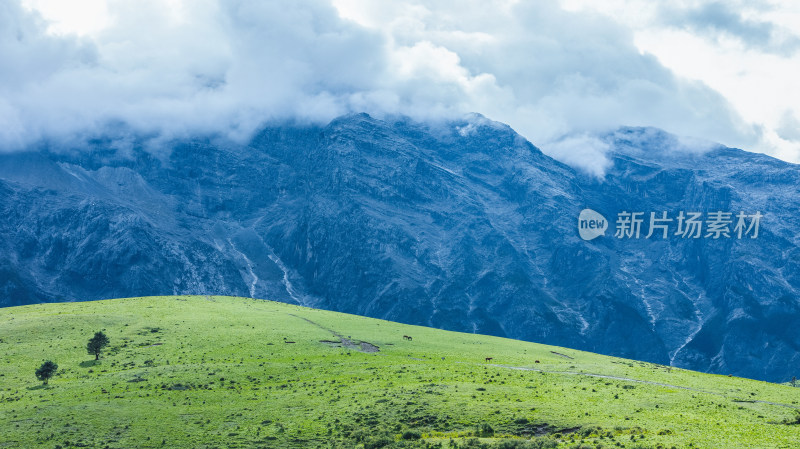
[287,314,380,353]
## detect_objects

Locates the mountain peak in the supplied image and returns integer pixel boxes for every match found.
[606,126,724,160]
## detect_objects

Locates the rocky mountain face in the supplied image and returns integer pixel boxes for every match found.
[1,113,798,382]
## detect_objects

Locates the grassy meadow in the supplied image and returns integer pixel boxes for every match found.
[0,295,798,448]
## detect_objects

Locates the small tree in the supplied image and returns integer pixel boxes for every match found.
[87,331,110,360]
[35,360,58,385]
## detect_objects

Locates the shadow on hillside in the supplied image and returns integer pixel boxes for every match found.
[79,360,100,368]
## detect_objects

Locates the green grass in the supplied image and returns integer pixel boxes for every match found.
[1,295,798,449]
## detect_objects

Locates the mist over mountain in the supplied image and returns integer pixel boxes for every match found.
[1,113,797,382]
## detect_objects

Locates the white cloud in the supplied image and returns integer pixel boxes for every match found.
[2,0,391,148]
[558,0,800,165]
[2,0,797,175]
[20,0,112,36]
[545,135,612,179]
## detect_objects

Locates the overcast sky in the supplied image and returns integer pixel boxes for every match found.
[4,0,800,175]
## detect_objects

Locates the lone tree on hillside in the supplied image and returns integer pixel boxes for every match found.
[87,331,110,360]
[35,360,58,385]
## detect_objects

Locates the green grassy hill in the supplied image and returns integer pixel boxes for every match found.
[1,296,798,449]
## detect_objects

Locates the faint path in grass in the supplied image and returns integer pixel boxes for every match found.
[288,314,380,353]
[485,363,800,409]
[731,399,800,409]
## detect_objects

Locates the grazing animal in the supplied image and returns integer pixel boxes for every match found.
[485,357,493,362]
[403,335,413,341]
[535,360,540,363]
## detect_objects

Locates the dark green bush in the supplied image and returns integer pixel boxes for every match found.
[477,423,494,437]
[363,435,393,449]
[402,431,422,440]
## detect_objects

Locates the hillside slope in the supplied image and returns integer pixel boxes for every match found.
[1,296,798,448]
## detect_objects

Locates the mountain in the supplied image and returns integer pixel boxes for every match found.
[0,113,798,382]
[2,295,799,448]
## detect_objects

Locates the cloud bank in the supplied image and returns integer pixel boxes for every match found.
[1,0,792,175]
[2,0,391,147]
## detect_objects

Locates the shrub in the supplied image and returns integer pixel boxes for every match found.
[476,423,495,437]
[783,410,800,425]
[363,436,392,449]
[402,431,422,440]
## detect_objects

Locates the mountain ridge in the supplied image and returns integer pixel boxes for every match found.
[1,113,798,382]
